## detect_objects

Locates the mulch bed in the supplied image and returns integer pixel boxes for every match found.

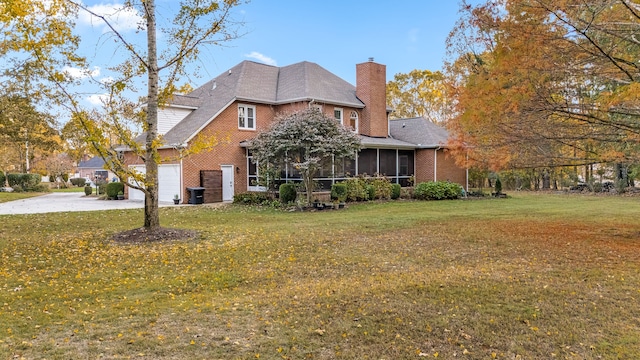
[112,226,198,244]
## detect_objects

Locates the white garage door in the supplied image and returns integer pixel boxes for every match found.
[128,164,181,203]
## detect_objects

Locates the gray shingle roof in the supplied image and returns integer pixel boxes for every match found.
[77,156,105,169]
[359,135,417,149]
[389,117,450,148]
[159,61,364,146]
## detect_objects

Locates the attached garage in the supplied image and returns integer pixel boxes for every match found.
[128,164,182,203]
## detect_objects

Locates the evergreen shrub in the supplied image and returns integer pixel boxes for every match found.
[106,182,125,199]
[414,181,463,200]
[279,183,297,204]
[391,183,401,199]
[330,183,347,202]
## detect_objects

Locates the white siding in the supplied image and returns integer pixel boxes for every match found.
[158,107,193,135]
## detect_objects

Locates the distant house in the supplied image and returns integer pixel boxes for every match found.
[77,156,115,183]
[120,59,467,203]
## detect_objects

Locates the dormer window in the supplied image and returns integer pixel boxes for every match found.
[238,104,256,130]
[349,111,359,133]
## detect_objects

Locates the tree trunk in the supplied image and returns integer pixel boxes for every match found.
[542,168,550,189]
[143,0,160,229]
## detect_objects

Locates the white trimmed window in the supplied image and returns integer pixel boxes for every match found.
[334,108,343,125]
[349,111,359,133]
[238,104,256,130]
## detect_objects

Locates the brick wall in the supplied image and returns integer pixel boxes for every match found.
[415,148,467,188]
[415,149,436,183]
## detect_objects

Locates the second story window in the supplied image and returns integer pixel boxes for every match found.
[349,111,359,133]
[238,104,256,130]
[334,108,343,125]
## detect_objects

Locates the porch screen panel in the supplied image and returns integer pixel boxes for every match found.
[379,149,397,177]
[335,157,356,177]
[398,150,415,176]
[357,149,377,176]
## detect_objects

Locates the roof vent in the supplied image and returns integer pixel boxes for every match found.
[368,57,374,62]
[212,80,217,90]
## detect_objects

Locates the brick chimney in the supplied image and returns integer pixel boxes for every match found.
[356,58,387,137]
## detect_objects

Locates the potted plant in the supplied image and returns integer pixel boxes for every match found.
[173,194,180,205]
[117,191,125,200]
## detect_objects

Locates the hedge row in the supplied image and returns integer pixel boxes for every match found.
[234,179,464,206]
[0,173,48,192]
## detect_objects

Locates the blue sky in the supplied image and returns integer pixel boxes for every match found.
[73,0,481,106]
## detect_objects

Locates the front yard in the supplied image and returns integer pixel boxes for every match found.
[1,193,639,359]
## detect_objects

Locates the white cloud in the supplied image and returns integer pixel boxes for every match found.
[100,76,115,85]
[408,28,419,43]
[63,66,101,79]
[244,52,277,66]
[86,94,109,106]
[77,2,143,33]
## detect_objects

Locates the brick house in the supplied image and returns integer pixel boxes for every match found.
[77,156,116,183]
[123,59,467,203]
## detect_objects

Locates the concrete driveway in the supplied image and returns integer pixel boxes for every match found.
[0,192,154,215]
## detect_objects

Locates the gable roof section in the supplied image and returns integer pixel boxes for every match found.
[389,117,450,148]
[277,62,363,107]
[77,156,105,169]
[159,61,365,146]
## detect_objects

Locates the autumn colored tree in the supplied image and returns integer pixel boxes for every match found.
[386,69,451,123]
[2,0,245,233]
[249,108,361,205]
[445,0,640,176]
[0,96,60,173]
[43,153,75,187]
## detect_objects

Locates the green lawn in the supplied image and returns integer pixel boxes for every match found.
[1,193,639,359]
[0,192,42,203]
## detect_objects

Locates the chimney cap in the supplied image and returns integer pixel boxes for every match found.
[368,57,374,62]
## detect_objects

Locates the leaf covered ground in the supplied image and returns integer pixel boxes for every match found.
[1,193,639,359]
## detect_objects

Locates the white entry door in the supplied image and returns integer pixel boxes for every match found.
[221,165,234,202]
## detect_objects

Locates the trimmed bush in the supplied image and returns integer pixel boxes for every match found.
[279,183,297,204]
[368,177,393,200]
[70,178,87,187]
[233,192,274,205]
[342,178,368,202]
[495,177,502,195]
[84,185,93,196]
[106,182,125,199]
[414,181,463,200]
[391,183,401,199]
[6,173,42,192]
[365,185,375,201]
[330,183,347,202]
[95,179,108,195]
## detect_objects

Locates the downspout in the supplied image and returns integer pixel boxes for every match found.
[176,143,187,203]
[434,147,441,181]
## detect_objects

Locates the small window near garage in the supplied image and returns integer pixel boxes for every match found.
[349,111,359,133]
[334,108,343,125]
[238,104,256,130]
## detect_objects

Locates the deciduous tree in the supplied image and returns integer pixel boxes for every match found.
[386,69,450,123]
[249,108,361,204]
[2,0,246,233]
[446,0,640,176]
